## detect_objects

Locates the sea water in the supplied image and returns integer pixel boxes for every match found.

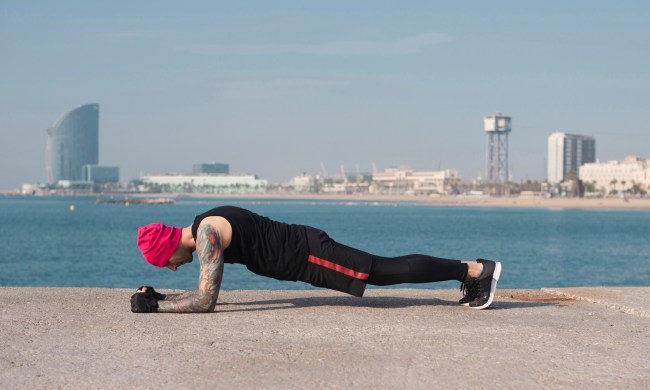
[0,196,648,291]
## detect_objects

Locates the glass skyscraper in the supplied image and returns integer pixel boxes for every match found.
[46,103,99,183]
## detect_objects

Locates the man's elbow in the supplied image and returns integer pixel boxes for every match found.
[206,299,219,313]
[197,294,218,313]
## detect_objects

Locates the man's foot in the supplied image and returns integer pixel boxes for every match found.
[458,259,489,306]
[468,259,502,310]
[459,278,478,306]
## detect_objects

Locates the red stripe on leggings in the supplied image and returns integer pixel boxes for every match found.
[307,255,369,280]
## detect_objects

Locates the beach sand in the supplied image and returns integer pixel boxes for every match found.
[177,192,650,210]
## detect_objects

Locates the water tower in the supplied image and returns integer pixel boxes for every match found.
[484,113,511,195]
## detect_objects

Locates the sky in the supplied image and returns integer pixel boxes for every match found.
[1,1,649,190]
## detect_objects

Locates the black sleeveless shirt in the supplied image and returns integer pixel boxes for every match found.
[191,206,310,280]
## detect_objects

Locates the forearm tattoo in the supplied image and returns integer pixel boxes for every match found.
[157,224,225,313]
[160,290,195,301]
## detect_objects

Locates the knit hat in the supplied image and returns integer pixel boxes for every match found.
[137,223,182,267]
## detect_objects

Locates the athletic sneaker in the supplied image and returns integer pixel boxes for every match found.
[458,258,488,306]
[468,259,502,310]
[459,278,478,306]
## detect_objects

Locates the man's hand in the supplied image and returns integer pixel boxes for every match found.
[136,286,165,300]
[130,286,163,313]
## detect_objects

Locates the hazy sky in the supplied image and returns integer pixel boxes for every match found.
[1,1,649,190]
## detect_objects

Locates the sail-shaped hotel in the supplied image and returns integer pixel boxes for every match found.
[45,104,99,183]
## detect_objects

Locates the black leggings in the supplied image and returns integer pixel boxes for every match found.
[366,254,468,286]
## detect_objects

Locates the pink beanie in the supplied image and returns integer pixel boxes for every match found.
[137,223,182,267]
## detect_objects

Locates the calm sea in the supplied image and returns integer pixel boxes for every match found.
[0,196,648,291]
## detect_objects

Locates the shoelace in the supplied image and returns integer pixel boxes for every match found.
[460,279,479,300]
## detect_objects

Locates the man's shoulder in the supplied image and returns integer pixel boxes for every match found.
[198,215,231,230]
[196,216,233,248]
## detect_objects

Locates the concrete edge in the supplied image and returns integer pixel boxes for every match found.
[541,288,650,318]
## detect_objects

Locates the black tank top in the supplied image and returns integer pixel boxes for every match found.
[191,206,309,279]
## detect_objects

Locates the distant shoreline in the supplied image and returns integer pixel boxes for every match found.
[4,192,649,210]
[189,193,650,210]
[101,192,650,210]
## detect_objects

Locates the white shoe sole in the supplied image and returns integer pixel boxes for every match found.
[469,261,501,310]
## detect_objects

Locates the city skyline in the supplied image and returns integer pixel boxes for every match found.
[1,1,649,191]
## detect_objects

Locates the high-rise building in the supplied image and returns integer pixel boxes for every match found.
[547,132,596,183]
[46,104,99,183]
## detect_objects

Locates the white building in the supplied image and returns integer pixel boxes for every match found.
[579,156,649,194]
[370,167,460,195]
[548,132,596,183]
[288,174,320,193]
[20,183,45,196]
[141,174,267,194]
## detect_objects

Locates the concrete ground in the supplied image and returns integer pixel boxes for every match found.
[0,287,648,389]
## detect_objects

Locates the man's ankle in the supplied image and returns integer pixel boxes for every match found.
[465,261,484,279]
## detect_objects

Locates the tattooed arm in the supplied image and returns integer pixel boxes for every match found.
[157,223,225,313]
[160,290,194,301]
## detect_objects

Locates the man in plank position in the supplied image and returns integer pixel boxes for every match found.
[133,205,502,313]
